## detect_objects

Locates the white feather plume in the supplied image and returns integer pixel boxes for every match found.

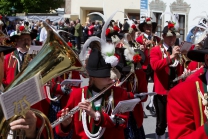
[101,43,115,57]
[88,12,106,22]
[0,20,4,26]
[101,10,119,47]
[79,36,101,61]
[160,12,179,31]
[127,19,134,27]
[124,46,135,61]
[105,56,118,67]
[101,43,118,67]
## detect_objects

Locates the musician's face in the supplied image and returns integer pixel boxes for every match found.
[16,34,31,49]
[163,34,177,46]
[0,52,4,85]
[143,24,152,35]
[91,77,114,90]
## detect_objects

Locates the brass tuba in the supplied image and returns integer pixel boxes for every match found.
[0,22,85,138]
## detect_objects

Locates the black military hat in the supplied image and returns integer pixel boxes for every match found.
[86,47,112,78]
[187,37,208,62]
[139,17,157,33]
[0,46,16,55]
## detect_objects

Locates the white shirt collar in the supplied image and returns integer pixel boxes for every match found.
[163,43,170,51]
[143,33,151,40]
[17,48,27,54]
[92,90,102,107]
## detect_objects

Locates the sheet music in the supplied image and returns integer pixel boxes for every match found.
[61,79,82,87]
[180,41,192,53]
[112,98,141,115]
[28,45,43,54]
[0,73,45,120]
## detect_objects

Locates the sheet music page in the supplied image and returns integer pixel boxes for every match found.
[180,41,192,53]
[0,73,45,120]
[61,79,82,87]
[112,98,141,115]
[28,45,43,54]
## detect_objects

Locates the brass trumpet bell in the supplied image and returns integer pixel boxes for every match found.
[0,22,85,138]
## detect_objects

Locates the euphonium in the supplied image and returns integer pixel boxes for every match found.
[0,22,85,138]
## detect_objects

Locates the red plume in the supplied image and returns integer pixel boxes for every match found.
[131,24,136,29]
[19,26,25,31]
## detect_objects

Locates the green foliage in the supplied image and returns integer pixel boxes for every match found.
[0,0,64,15]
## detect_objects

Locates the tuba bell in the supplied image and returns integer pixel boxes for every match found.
[0,22,86,138]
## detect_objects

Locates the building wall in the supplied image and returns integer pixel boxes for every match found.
[66,0,206,40]
[69,0,140,24]
[149,0,206,40]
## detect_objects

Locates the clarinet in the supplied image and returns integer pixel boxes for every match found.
[172,69,199,82]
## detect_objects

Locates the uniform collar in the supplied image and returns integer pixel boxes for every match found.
[163,43,170,51]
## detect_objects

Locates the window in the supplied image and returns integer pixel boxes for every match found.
[152,12,162,37]
[128,13,140,20]
[178,14,185,41]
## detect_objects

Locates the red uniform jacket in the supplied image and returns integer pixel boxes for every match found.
[167,68,208,139]
[136,34,161,70]
[36,71,81,138]
[3,51,81,138]
[3,51,20,87]
[150,45,183,95]
[55,86,134,139]
[121,69,147,128]
[187,61,203,71]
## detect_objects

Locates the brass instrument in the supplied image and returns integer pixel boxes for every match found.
[0,22,85,139]
[182,54,191,68]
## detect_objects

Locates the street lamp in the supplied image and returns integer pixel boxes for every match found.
[10,6,16,16]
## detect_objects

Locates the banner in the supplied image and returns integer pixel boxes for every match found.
[140,0,148,22]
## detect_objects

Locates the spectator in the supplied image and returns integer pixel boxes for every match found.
[88,21,95,37]
[74,18,82,53]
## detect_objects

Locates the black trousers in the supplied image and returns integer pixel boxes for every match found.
[144,64,154,83]
[154,95,167,135]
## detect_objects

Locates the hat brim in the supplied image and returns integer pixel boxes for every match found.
[10,30,37,41]
[0,46,16,55]
[139,22,157,32]
[187,49,208,62]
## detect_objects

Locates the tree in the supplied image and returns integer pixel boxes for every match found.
[0,0,64,15]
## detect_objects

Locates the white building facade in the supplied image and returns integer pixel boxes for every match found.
[148,0,207,41]
[65,0,140,23]
[65,0,207,41]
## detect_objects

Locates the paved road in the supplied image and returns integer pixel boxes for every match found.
[80,76,169,139]
[144,82,169,139]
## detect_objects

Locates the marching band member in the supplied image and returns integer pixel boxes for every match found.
[115,32,148,138]
[0,46,38,138]
[55,40,135,139]
[3,24,80,139]
[167,43,208,139]
[3,25,37,87]
[136,17,160,117]
[150,22,184,139]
